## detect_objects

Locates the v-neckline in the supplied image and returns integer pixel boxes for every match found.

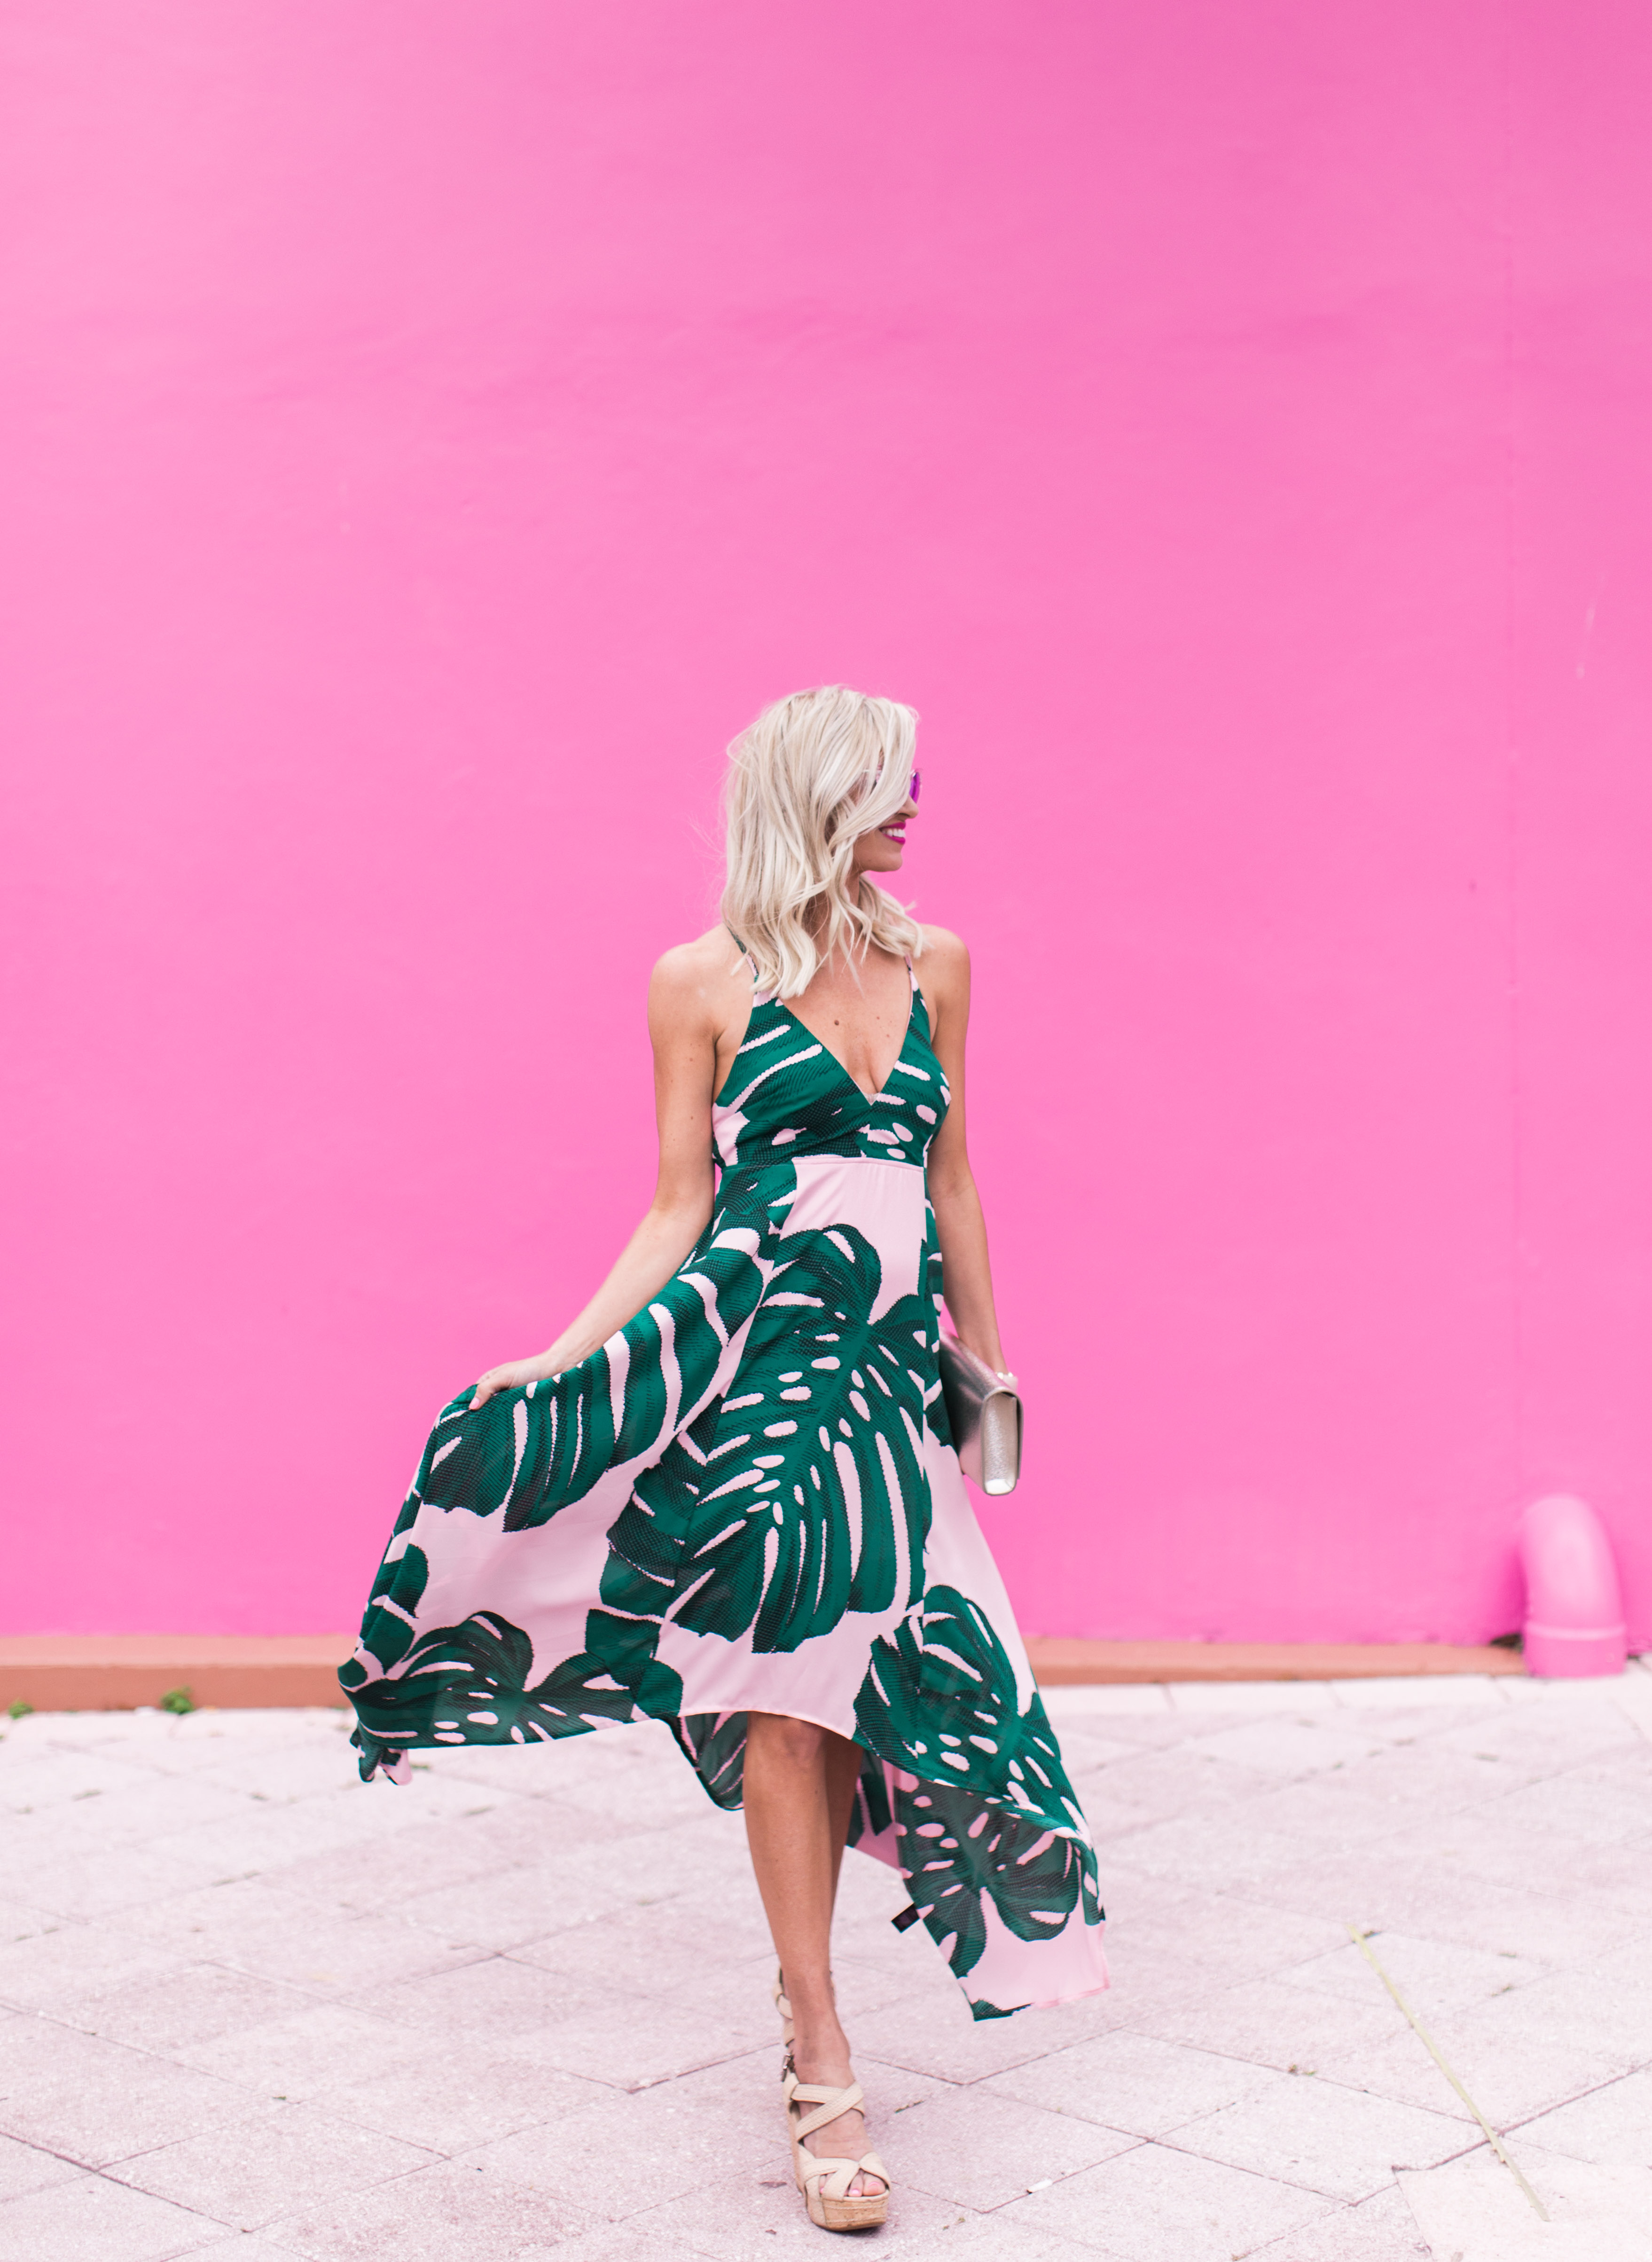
[773,970,916,1104]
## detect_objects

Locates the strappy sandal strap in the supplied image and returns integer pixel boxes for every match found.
[796,2149,890,2204]
[784,2074,865,2143]
[783,2073,862,2111]
[780,2062,890,2224]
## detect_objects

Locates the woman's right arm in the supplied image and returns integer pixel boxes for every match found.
[470,941,735,1408]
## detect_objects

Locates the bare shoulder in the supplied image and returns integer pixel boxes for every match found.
[650,926,748,1032]
[916,923,971,999]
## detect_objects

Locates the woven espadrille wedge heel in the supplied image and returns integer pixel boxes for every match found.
[783,2064,890,2232]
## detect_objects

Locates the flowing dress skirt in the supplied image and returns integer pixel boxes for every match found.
[342,979,1108,2019]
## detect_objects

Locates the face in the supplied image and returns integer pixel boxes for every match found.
[848,765,920,877]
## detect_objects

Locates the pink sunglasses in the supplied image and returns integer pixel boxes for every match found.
[856,767,921,804]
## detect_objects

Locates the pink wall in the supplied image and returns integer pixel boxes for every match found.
[3,3,1649,1644]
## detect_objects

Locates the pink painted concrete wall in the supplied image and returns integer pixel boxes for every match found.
[3,3,1649,1644]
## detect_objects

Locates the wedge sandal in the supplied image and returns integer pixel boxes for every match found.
[783,2064,890,2232]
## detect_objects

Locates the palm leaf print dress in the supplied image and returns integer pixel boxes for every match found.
[342,968,1107,2020]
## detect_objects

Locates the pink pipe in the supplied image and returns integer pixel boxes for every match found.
[1519,1494,1628,1678]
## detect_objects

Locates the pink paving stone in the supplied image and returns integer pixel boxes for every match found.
[1245,2182,1433,2260]
[1168,2074,1470,2203]
[998,2141,1336,2261]
[980,2029,1285,2137]
[270,2156,592,2262]
[0,2133,84,2205]
[0,2018,265,2168]
[105,2101,439,2231]
[1,1678,1648,2258]
[0,2176,226,2262]
[1517,2069,1652,2168]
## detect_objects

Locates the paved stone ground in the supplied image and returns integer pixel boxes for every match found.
[2,1669,1651,2262]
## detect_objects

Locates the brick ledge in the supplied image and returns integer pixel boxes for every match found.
[0,1632,1526,1711]
[0,1635,354,1711]
[1025,1638,1525,1683]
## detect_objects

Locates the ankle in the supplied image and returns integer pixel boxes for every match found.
[788,2019,849,2057]
[779,1970,836,2027]
[789,2023,852,2075]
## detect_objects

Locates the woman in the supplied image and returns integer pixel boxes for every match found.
[342,686,1106,2231]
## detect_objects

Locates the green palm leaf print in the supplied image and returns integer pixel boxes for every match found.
[853,1583,1102,1995]
[409,1229,768,1535]
[657,1222,934,1651]
[894,1775,1099,1994]
[855,1588,1057,1806]
[347,1608,685,1770]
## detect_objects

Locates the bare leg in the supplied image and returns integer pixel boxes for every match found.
[743,1712,886,2199]
[824,1728,862,1909]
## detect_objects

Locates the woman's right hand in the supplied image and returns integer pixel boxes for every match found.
[469,1351,563,1411]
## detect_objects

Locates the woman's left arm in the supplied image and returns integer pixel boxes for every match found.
[917,927,1010,1376]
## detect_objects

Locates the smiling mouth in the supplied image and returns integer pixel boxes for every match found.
[879,824,906,842]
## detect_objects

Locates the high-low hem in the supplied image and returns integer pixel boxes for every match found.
[342,969,1107,2020]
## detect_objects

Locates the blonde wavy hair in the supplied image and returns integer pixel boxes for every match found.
[720,686,924,999]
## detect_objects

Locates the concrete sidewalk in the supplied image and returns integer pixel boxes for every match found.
[2,1669,1650,2261]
